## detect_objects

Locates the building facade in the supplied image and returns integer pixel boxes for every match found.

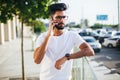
[0,16,21,44]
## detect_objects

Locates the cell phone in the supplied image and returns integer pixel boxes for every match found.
[50,16,58,28]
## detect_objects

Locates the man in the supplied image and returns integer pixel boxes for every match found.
[34,3,95,80]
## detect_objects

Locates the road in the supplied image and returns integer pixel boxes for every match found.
[90,47,120,74]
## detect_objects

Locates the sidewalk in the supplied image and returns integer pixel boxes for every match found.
[0,37,120,80]
[0,38,39,80]
[88,58,120,80]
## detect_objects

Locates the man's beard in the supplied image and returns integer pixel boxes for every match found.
[54,22,65,30]
[55,25,64,30]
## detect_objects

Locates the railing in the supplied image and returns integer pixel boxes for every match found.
[71,48,97,80]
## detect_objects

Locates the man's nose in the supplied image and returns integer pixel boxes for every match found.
[59,18,65,22]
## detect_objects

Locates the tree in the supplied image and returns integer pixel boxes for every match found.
[84,19,89,27]
[34,20,46,33]
[90,23,102,29]
[0,0,58,23]
[71,24,81,28]
[0,0,59,80]
[0,0,16,23]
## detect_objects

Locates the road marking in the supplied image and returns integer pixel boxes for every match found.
[106,56,112,60]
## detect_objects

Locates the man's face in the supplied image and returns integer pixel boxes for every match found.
[52,11,67,30]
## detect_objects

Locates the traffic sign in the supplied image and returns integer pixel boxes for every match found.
[96,15,108,20]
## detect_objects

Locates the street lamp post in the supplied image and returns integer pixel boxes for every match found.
[118,0,120,30]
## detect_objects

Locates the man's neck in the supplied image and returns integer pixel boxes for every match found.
[53,28,64,36]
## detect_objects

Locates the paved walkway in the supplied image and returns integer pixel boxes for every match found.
[0,37,120,80]
[88,58,120,80]
[0,38,39,80]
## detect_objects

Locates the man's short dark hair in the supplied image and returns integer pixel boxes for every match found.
[49,3,67,15]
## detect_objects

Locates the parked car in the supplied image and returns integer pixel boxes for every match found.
[116,38,120,50]
[95,29,107,37]
[113,31,120,38]
[78,30,108,44]
[98,36,108,45]
[104,31,117,38]
[102,37,119,48]
[83,36,102,53]
[78,31,100,40]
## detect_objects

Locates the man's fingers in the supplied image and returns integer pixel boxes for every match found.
[55,63,61,70]
[55,65,61,70]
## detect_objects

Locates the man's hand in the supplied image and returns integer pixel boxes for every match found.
[55,57,67,70]
[48,19,58,35]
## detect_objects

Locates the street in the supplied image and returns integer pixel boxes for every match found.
[90,47,120,74]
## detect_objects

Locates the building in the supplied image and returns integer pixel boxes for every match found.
[0,16,21,44]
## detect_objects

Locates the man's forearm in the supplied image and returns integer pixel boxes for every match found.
[69,48,94,60]
[34,33,51,64]
[54,47,94,69]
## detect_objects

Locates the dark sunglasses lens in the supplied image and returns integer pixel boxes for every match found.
[62,16,66,18]
[58,16,62,19]
[56,16,66,19]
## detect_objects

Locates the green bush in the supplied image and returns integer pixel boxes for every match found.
[34,20,46,33]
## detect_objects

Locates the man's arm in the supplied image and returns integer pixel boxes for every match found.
[55,42,95,69]
[69,42,95,59]
[33,33,51,64]
[34,19,54,64]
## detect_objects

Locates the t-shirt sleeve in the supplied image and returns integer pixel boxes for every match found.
[73,32,85,47]
[35,33,46,49]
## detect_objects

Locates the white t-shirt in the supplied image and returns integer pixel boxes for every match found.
[35,30,85,80]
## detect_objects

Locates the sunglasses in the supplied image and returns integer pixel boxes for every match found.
[55,16,68,20]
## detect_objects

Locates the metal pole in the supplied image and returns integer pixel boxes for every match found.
[82,57,85,80]
[118,0,120,30]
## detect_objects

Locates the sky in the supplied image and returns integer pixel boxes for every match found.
[59,0,118,25]
[42,0,119,26]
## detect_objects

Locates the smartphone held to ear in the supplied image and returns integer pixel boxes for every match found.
[51,16,58,26]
